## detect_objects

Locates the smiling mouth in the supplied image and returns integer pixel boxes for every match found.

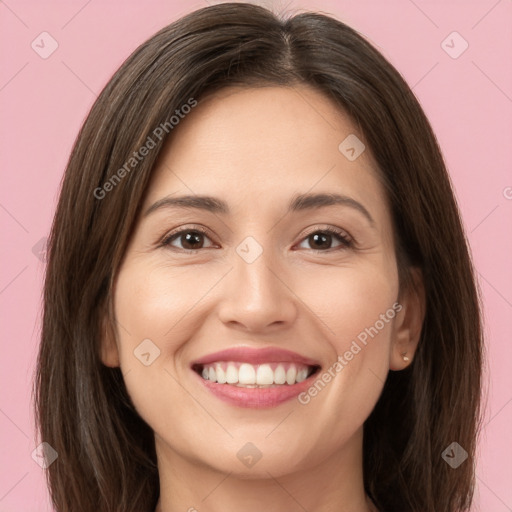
[192,361,321,388]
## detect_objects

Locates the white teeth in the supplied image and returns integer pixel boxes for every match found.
[286,366,297,385]
[239,363,256,384]
[226,364,238,384]
[215,363,227,384]
[274,365,286,385]
[198,361,315,386]
[256,364,274,385]
[296,368,308,383]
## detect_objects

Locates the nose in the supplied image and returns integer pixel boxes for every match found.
[217,243,298,332]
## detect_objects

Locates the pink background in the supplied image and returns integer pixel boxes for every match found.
[1,0,511,510]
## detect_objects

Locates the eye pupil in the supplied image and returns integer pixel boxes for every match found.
[182,231,203,249]
[310,232,331,249]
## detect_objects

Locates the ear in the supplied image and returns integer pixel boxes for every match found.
[99,308,120,368]
[389,267,425,371]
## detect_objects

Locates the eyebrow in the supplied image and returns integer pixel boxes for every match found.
[144,192,375,226]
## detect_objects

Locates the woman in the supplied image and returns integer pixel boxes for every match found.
[34,3,483,511]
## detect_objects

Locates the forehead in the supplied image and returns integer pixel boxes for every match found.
[144,85,388,220]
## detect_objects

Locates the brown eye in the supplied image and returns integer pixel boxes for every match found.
[162,228,215,251]
[297,228,353,251]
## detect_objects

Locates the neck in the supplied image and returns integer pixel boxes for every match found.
[154,428,376,512]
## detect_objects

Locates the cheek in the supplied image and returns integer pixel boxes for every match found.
[113,263,204,357]
[332,283,397,358]
[111,260,246,415]
[297,264,398,416]
[110,263,202,429]
[305,262,398,351]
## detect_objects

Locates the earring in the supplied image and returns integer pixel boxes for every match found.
[401,352,410,362]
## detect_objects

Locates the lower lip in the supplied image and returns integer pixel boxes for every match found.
[193,369,318,409]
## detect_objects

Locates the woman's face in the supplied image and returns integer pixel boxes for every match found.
[102,85,416,479]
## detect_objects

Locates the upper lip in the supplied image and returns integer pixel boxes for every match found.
[191,346,321,367]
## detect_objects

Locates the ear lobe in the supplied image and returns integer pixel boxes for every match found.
[389,267,425,371]
[99,316,120,368]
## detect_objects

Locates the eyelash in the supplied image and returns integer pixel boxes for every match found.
[160,224,354,253]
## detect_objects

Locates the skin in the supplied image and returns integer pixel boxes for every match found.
[101,85,424,512]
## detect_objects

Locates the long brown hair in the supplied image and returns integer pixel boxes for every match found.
[34,3,483,511]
